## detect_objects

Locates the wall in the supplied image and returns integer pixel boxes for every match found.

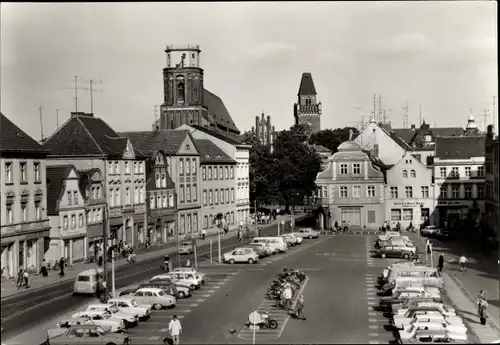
[354,122,406,165]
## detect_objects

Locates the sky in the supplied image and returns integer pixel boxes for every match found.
[1,2,497,141]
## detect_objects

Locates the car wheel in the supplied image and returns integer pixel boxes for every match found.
[403,253,409,260]
[248,258,254,264]
[123,319,131,328]
[154,303,163,310]
[308,235,313,239]
[229,259,235,264]
[381,253,387,259]
[190,284,196,290]
[178,291,186,298]
[106,343,117,345]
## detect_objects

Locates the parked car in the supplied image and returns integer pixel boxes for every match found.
[375,245,416,260]
[85,304,138,328]
[139,282,189,299]
[172,267,207,284]
[280,234,296,247]
[130,288,176,310]
[151,272,201,290]
[56,318,92,329]
[421,226,439,237]
[395,302,456,317]
[70,311,125,333]
[391,297,441,314]
[148,275,193,291]
[178,241,194,255]
[393,305,457,330]
[400,314,465,330]
[379,289,442,310]
[399,329,468,344]
[46,324,131,345]
[223,247,259,264]
[399,320,467,340]
[106,298,152,320]
[245,244,268,258]
[294,228,320,239]
[287,233,303,244]
[263,243,277,255]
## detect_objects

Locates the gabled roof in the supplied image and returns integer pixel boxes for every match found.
[429,127,465,137]
[297,73,317,95]
[435,136,485,159]
[203,89,240,134]
[190,125,244,146]
[391,128,418,145]
[119,130,193,156]
[46,165,77,215]
[0,113,48,154]
[77,168,102,198]
[195,139,236,164]
[42,113,139,157]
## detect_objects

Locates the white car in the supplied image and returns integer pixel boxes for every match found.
[131,288,176,310]
[70,311,125,333]
[85,304,138,328]
[151,272,202,290]
[249,242,274,256]
[263,243,277,255]
[421,225,439,237]
[223,247,259,264]
[401,314,465,330]
[397,302,456,316]
[399,321,467,340]
[393,307,457,330]
[294,228,320,239]
[107,298,152,320]
[172,267,207,284]
[287,233,303,244]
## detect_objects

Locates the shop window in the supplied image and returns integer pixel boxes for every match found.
[402,209,413,221]
[391,209,401,221]
[367,210,376,223]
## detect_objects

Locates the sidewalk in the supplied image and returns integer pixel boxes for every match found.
[1,215,306,300]
[407,232,500,341]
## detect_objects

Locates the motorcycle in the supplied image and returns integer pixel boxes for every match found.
[245,310,278,329]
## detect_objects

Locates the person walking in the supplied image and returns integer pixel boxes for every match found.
[59,257,65,278]
[478,299,488,325]
[23,270,30,288]
[437,254,444,273]
[41,259,48,277]
[164,255,171,273]
[282,283,293,311]
[295,294,306,320]
[459,254,468,272]
[201,229,206,241]
[16,269,24,289]
[185,257,191,268]
[168,315,182,345]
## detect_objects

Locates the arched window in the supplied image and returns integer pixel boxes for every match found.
[155,153,164,166]
[410,170,416,178]
[402,170,408,178]
[176,75,185,103]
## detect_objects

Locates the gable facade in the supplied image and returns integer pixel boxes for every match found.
[354,121,406,165]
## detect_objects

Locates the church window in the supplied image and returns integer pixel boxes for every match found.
[176,75,185,103]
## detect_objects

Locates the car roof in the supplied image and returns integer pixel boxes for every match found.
[78,268,104,276]
[75,310,105,315]
[181,242,192,245]
[63,317,90,321]
[65,324,103,329]
[109,297,133,302]
[87,304,110,308]
[137,287,163,292]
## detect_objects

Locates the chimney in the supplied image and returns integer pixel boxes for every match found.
[411,124,416,130]
[70,111,86,117]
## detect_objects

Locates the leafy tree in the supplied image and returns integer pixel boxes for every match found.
[241,130,258,146]
[310,127,359,153]
[249,141,279,208]
[412,134,426,148]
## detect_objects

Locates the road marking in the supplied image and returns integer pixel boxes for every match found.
[367,301,377,305]
[212,286,221,289]
[189,303,199,307]
[159,328,168,333]
[149,336,161,340]
[366,287,376,291]
[367,296,377,300]
[194,298,205,302]
[368,312,377,316]
[178,309,191,313]
[369,341,380,344]
[200,294,211,297]
[369,325,379,329]
[278,276,310,338]
[369,332,379,337]
[205,290,216,293]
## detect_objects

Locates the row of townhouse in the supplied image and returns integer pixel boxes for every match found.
[1,112,250,279]
[315,115,490,232]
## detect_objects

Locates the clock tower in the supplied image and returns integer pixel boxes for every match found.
[293,72,322,133]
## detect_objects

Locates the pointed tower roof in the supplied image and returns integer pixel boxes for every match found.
[297,72,317,95]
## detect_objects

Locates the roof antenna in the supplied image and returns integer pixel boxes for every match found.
[39,106,44,141]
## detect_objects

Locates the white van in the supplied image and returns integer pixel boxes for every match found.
[251,237,288,253]
[73,268,104,295]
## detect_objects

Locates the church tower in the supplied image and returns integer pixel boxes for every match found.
[294,72,322,133]
[160,45,204,129]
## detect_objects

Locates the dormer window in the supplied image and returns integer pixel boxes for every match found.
[185,144,190,150]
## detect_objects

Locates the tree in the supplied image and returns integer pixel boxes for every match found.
[249,141,279,208]
[310,127,359,153]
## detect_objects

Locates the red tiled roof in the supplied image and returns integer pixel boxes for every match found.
[435,136,485,159]
[195,139,236,164]
[0,113,48,154]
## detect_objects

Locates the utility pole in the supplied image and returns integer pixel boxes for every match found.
[378,94,382,124]
[39,106,44,141]
[481,109,490,131]
[56,109,59,130]
[373,94,377,123]
[419,103,423,127]
[82,79,103,114]
[58,77,87,112]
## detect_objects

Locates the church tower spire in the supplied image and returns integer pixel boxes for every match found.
[294,72,322,133]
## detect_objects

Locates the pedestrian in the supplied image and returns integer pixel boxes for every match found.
[295,294,306,320]
[334,220,339,231]
[282,283,293,310]
[185,257,191,267]
[459,254,468,272]
[437,254,444,273]
[23,270,30,288]
[41,259,48,277]
[16,269,23,289]
[58,257,65,277]
[164,255,171,273]
[237,230,242,242]
[98,254,103,267]
[478,299,488,325]
[201,229,206,241]
[168,315,182,345]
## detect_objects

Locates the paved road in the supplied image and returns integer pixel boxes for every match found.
[1,217,310,342]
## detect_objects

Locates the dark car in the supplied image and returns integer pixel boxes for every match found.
[435,228,454,241]
[375,245,416,260]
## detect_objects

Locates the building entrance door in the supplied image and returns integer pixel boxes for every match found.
[341,208,361,226]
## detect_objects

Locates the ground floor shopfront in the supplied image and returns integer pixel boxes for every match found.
[434,199,485,230]
[1,221,50,278]
[45,235,87,265]
[177,208,202,236]
[109,212,148,249]
[386,199,434,229]
[236,204,250,226]
[317,203,385,230]
[145,211,177,247]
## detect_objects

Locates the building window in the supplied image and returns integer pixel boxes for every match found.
[203,190,207,205]
[410,170,416,178]
[219,167,223,179]
[405,186,413,198]
[224,166,229,179]
[209,215,213,228]
[226,189,230,203]
[63,215,68,229]
[108,161,114,174]
[139,162,144,173]
[73,190,78,205]
[5,162,13,183]
[391,209,401,221]
[231,188,235,202]
[220,189,225,203]
[155,173,161,188]
[114,161,119,174]
[139,187,144,203]
[186,184,191,202]
[477,166,484,177]
[477,185,485,199]
[71,214,76,228]
[125,161,130,174]
[204,215,208,229]
[367,185,376,197]
[451,185,460,199]
[109,189,114,206]
[79,214,84,227]
[421,186,429,198]
[202,167,206,180]
[352,163,361,175]
[192,184,198,202]
[230,166,234,179]
[134,162,138,174]
[321,186,328,198]
[339,186,348,198]
[451,167,459,177]
[214,189,219,204]
[180,185,185,203]
[125,188,131,204]
[340,164,348,174]
[209,190,213,205]
[193,213,198,232]
[440,185,447,199]
[439,167,447,178]
[162,195,168,208]
[402,170,408,178]
[187,159,191,175]
[464,185,472,199]
[390,187,398,199]
[150,195,155,209]
[179,159,184,175]
[67,191,72,205]
[187,214,192,233]
[34,162,41,182]
[192,159,197,175]
[21,202,28,222]
[208,167,213,180]
[465,167,471,177]
[20,162,27,183]
[352,185,361,198]
[161,173,167,188]
[168,192,174,207]
[425,135,432,142]
[180,215,185,235]
[402,209,413,221]
[115,188,120,205]
[34,200,41,220]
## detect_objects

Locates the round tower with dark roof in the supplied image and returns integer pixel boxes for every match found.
[293,72,322,133]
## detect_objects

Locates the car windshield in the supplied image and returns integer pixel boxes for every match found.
[181,243,190,247]
[130,300,138,307]
[108,306,119,313]
[157,290,166,296]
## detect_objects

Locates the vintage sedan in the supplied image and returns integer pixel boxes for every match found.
[85,304,138,328]
[287,233,303,244]
[391,297,440,314]
[294,228,320,239]
[223,247,259,264]
[138,282,189,299]
[172,267,207,284]
[375,245,416,260]
[393,305,458,330]
[151,272,201,290]
[131,288,176,310]
[401,314,465,330]
[421,225,439,237]
[56,317,92,328]
[70,311,125,333]
[396,302,456,316]
[280,234,296,247]
[46,324,131,345]
[147,275,193,291]
[178,242,194,255]
[106,298,152,320]
[380,289,442,310]
[400,329,468,344]
[399,320,467,340]
[246,244,269,258]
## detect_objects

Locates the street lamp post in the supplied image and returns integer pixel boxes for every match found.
[217,219,223,263]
